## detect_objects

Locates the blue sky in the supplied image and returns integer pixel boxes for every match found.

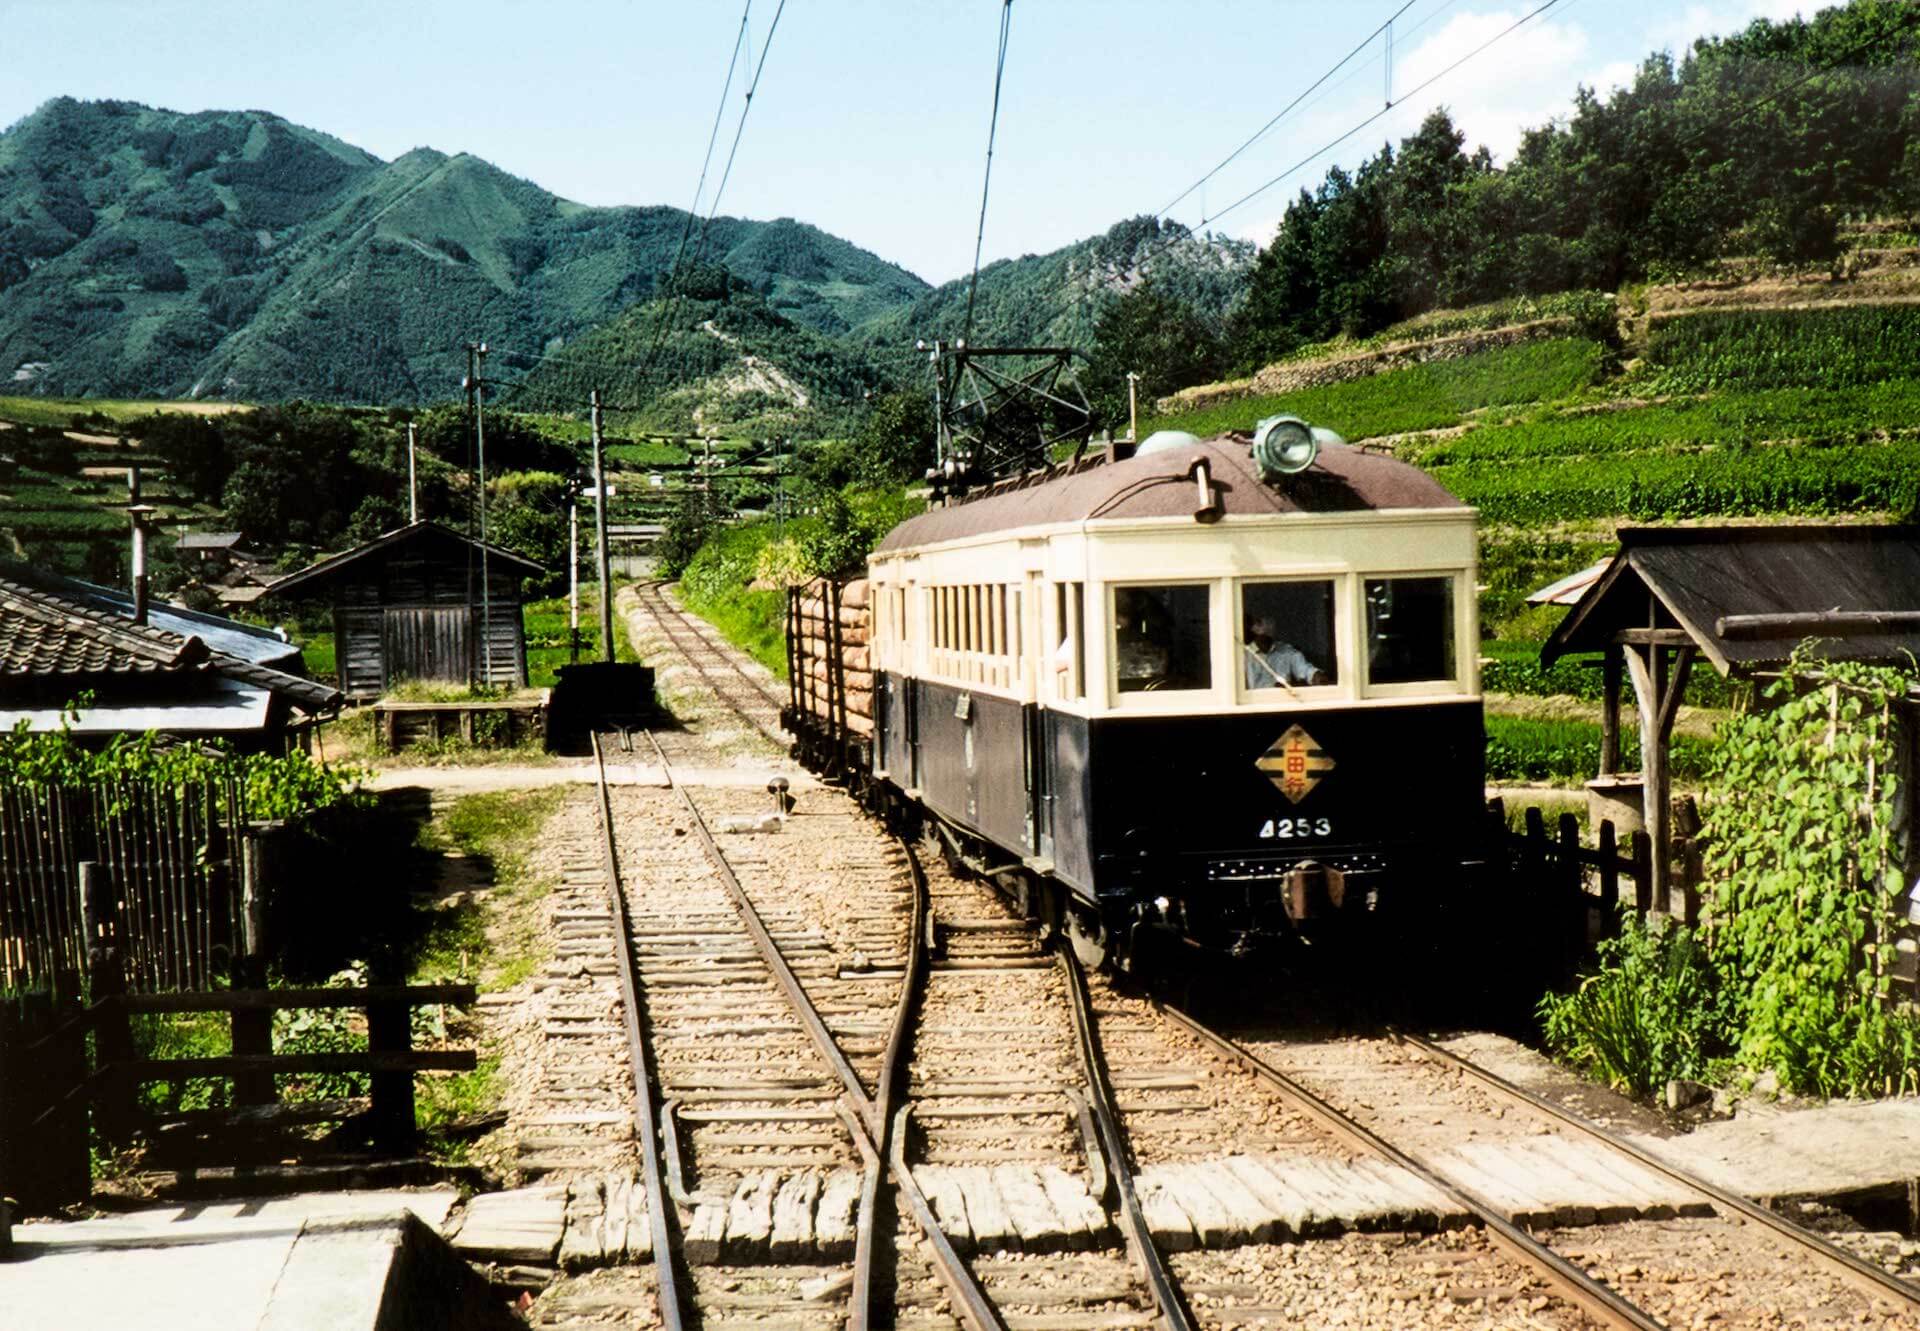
[1,0,1812,283]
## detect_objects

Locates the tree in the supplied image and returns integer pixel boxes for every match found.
[1082,282,1226,433]
[850,390,935,485]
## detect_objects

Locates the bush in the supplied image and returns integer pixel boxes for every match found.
[1540,914,1727,1096]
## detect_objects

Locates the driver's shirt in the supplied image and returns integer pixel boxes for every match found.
[1244,641,1316,688]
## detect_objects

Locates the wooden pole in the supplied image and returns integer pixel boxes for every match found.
[1622,642,1670,913]
[1599,647,1622,777]
[591,389,615,664]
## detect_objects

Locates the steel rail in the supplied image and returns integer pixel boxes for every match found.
[588,732,686,1329]
[882,842,1010,1331]
[1060,952,1197,1331]
[638,727,993,1329]
[638,580,789,746]
[1156,1005,1670,1331]
[1393,1030,1920,1314]
[639,729,878,1137]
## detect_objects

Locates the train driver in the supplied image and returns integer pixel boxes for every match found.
[1243,614,1329,689]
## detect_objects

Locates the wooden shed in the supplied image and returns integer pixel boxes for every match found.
[1542,524,1920,902]
[263,521,544,700]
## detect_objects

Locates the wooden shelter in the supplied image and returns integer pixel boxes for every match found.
[263,521,544,700]
[1543,524,1920,903]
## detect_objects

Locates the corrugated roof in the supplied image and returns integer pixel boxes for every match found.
[1527,560,1611,607]
[176,532,243,550]
[263,519,545,598]
[874,436,1462,553]
[1543,524,1920,673]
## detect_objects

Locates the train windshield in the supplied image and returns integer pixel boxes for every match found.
[1241,581,1337,690]
[1113,584,1211,692]
[1365,576,1456,684]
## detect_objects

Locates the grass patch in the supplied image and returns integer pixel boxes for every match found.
[1646,305,1920,392]
[523,582,641,689]
[1146,337,1610,441]
[409,787,564,1157]
[0,396,251,428]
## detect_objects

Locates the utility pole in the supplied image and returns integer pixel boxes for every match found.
[406,421,418,523]
[568,480,581,664]
[1125,371,1141,443]
[467,341,494,687]
[591,388,615,664]
[125,465,154,625]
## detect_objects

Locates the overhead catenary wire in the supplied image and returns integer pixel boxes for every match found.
[961,0,1014,345]
[1107,0,1558,296]
[1200,0,1563,231]
[1156,0,1420,222]
[620,0,790,404]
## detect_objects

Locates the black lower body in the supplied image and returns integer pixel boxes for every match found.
[791,674,1501,977]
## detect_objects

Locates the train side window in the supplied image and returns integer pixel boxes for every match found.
[1112,584,1211,693]
[1240,580,1338,690]
[1364,576,1456,684]
[1052,582,1084,701]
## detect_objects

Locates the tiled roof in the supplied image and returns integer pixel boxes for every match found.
[0,572,207,677]
[0,571,341,714]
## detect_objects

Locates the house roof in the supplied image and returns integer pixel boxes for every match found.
[176,532,243,550]
[0,569,340,715]
[12,567,303,670]
[0,570,206,676]
[1543,524,1920,674]
[874,435,1462,553]
[262,519,545,598]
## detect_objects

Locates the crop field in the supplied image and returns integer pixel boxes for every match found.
[0,395,251,428]
[1143,337,1610,442]
[1150,301,1920,788]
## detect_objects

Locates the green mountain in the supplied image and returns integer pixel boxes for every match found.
[855,216,1255,352]
[0,98,929,403]
[511,275,896,437]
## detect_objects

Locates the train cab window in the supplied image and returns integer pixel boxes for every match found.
[1112,584,1211,693]
[1364,576,1457,685]
[1240,581,1337,691]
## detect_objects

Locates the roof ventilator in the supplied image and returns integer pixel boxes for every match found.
[1188,458,1222,524]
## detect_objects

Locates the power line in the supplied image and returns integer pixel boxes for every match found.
[1107,0,1557,292]
[1200,0,1564,231]
[1157,0,1419,222]
[961,0,1014,344]
[625,0,790,402]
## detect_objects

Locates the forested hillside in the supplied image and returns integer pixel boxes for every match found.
[509,265,897,436]
[1220,0,1920,369]
[856,215,1253,354]
[0,99,928,403]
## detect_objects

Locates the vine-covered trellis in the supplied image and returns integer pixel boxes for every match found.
[1701,657,1920,1097]
[0,729,362,994]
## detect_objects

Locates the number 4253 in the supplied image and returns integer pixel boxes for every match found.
[1259,817,1331,838]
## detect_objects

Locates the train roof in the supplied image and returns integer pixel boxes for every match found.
[873,435,1463,553]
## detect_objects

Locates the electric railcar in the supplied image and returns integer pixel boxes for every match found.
[784,426,1494,969]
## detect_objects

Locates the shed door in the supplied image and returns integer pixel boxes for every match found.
[384,607,473,686]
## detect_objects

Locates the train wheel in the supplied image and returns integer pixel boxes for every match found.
[1065,906,1110,970]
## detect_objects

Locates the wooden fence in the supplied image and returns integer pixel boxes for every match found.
[0,773,244,993]
[0,979,473,1216]
[1493,798,1705,934]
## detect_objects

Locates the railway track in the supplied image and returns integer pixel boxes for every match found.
[630,580,789,751]
[541,590,1920,1331]
[1179,1019,1920,1330]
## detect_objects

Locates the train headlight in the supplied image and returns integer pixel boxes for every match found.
[1252,414,1318,480]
